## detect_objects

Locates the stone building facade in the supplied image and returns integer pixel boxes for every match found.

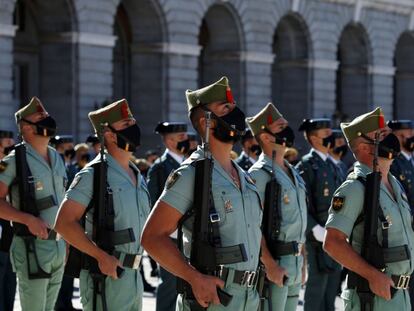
[0,0,414,152]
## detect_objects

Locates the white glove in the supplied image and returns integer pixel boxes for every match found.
[312,224,326,242]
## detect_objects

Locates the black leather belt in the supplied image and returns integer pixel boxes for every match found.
[113,251,142,269]
[218,267,259,288]
[348,273,410,290]
[270,241,302,257]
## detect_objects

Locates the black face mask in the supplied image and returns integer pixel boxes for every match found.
[64,148,75,159]
[207,106,246,143]
[23,116,57,137]
[378,133,401,159]
[265,126,295,148]
[109,123,141,152]
[333,145,348,158]
[250,144,261,156]
[363,133,401,160]
[322,134,335,149]
[176,139,190,154]
[403,136,414,152]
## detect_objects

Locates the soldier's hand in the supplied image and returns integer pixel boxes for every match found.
[25,215,49,239]
[190,272,225,307]
[98,253,122,280]
[301,264,308,286]
[266,260,288,287]
[368,270,394,301]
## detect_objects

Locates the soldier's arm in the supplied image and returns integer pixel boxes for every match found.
[146,163,161,207]
[324,228,393,300]
[296,161,318,231]
[0,181,48,239]
[260,236,288,287]
[323,181,394,300]
[0,155,48,238]
[142,166,224,308]
[55,169,121,279]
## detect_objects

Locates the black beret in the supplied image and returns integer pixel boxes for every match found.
[387,120,413,130]
[154,122,187,134]
[298,118,331,132]
[0,130,13,139]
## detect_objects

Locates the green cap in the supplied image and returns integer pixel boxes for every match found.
[88,99,134,134]
[15,97,47,123]
[340,107,386,143]
[185,76,234,112]
[246,103,283,136]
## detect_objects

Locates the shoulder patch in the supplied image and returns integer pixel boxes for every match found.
[332,196,345,211]
[166,171,181,189]
[0,160,8,173]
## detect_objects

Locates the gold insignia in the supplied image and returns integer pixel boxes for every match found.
[224,200,233,213]
[0,161,8,173]
[400,174,406,181]
[166,171,180,189]
[283,193,290,204]
[332,196,345,211]
[385,215,393,227]
[323,187,329,197]
[35,181,43,191]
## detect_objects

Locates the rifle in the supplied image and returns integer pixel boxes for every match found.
[262,150,282,256]
[349,131,385,311]
[14,143,52,279]
[88,124,127,311]
[178,111,247,309]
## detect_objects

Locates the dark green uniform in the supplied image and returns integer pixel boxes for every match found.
[296,149,343,311]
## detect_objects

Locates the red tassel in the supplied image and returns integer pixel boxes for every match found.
[226,87,234,104]
[36,104,43,112]
[267,113,273,125]
[121,102,129,118]
[379,115,385,128]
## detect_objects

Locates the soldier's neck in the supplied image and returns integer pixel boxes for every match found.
[263,145,285,168]
[209,141,233,172]
[24,137,49,160]
[108,147,131,171]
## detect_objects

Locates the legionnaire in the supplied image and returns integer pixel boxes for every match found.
[388,119,414,307]
[329,129,349,180]
[236,129,260,171]
[295,118,343,311]
[141,76,263,310]
[55,99,151,311]
[247,103,307,311]
[324,107,414,310]
[0,97,67,311]
[0,130,16,311]
[147,121,189,311]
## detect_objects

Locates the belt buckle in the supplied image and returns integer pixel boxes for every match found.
[294,243,302,256]
[242,271,256,288]
[382,221,391,230]
[132,255,142,270]
[209,213,220,223]
[396,275,410,289]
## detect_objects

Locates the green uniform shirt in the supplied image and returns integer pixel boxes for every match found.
[159,146,263,271]
[0,142,67,227]
[249,153,307,284]
[326,162,414,276]
[65,153,150,255]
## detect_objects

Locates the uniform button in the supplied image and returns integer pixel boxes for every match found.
[251,255,253,259]
[140,214,143,217]
[247,224,250,228]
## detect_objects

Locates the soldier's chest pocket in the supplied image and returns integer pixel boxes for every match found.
[110,182,136,217]
[380,204,406,244]
[30,171,50,198]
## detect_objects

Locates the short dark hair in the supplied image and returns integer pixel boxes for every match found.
[188,106,204,135]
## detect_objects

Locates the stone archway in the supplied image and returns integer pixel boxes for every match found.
[198,3,244,108]
[12,0,77,134]
[336,23,372,120]
[394,31,414,119]
[114,0,166,152]
[272,14,311,148]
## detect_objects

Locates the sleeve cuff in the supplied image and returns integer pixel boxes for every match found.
[160,190,192,216]
[325,213,354,238]
[65,188,91,207]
